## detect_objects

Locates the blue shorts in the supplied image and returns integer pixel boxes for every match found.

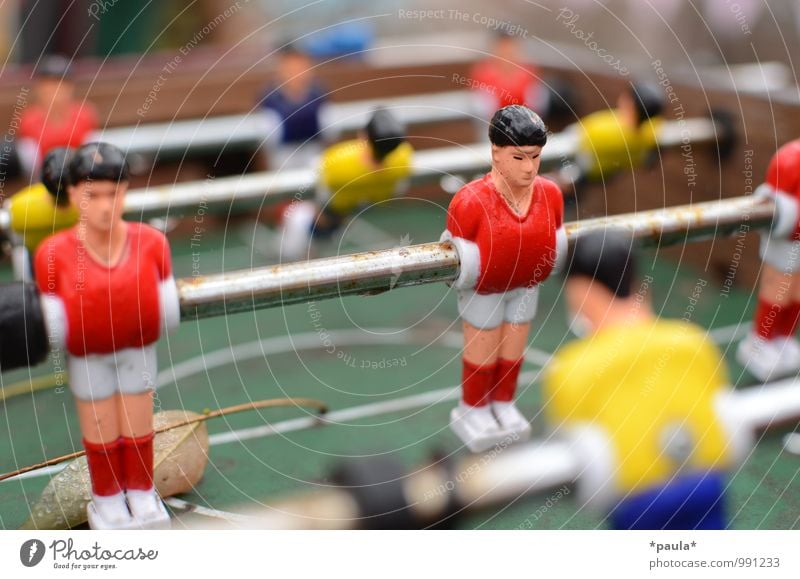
[609,472,726,530]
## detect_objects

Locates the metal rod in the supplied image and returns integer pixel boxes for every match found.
[123,117,720,220]
[178,194,775,321]
[179,378,800,529]
[0,117,725,225]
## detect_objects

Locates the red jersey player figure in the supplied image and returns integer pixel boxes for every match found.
[442,105,565,452]
[737,139,800,381]
[18,55,98,176]
[469,33,548,123]
[35,143,180,529]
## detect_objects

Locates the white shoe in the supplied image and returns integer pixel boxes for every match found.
[126,488,171,529]
[778,336,800,362]
[492,401,532,442]
[737,334,800,382]
[87,492,134,530]
[450,403,506,453]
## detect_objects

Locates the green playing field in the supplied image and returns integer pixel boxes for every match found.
[1,198,798,529]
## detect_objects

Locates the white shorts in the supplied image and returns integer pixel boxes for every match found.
[760,234,800,274]
[68,345,157,401]
[457,286,539,330]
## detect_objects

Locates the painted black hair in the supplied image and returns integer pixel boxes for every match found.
[488,105,548,148]
[366,108,406,162]
[565,229,636,298]
[68,142,129,186]
[629,81,664,125]
[41,147,73,206]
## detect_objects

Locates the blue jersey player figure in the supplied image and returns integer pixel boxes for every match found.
[259,44,331,169]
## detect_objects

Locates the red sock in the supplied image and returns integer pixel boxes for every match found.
[777,302,800,337]
[462,360,497,407]
[121,433,155,491]
[83,438,122,497]
[492,358,523,402]
[754,298,782,340]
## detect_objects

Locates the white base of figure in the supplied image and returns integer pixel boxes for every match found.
[127,489,172,530]
[450,403,508,453]
[736,334,800,382]
[491,401,532,442]
[87,492,134,530]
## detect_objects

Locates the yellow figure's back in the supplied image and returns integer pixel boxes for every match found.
[544,319,733,494]
[320,139,413,216]
[9,183,79,255]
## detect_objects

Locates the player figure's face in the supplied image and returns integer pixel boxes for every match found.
[617,90,638,128]
[35,78,74,109]
[70,180,128,234]
[491,144,542,190]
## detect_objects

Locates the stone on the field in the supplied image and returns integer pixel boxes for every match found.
[21,410,209,530]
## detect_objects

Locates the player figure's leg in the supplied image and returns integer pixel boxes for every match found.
[116,345,169,527]
[71,355,132,528]
[492,321,531,438]
[491,286,537,439]
[451,290,506,452]
[738,239,800,379]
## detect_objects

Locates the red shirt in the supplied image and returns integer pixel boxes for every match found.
[19,102,98,160]
[446,174,563,294]
[470,60,541,110]
[765,139,800,240]
[35,223,172,357]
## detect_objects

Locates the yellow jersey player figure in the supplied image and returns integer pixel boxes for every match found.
[6,148,79,281]
[279,108,413,262]
[544,230,735,529]
[560,81,664,188]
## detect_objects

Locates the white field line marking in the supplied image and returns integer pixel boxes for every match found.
[5,330,544,482]
[164,497,256,522]
[207,369,539,446]
[3,322,747,483]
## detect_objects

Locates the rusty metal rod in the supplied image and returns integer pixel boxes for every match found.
[0,116,727,226]
[122,116,721,220]
[177,194,775,321]
[178,376,800,529]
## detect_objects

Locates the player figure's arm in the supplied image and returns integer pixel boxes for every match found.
[546,179,568,274]
[154,233,180,336]
[34,240,67,351]
[756,147,800,239]
[440,193,481,290]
